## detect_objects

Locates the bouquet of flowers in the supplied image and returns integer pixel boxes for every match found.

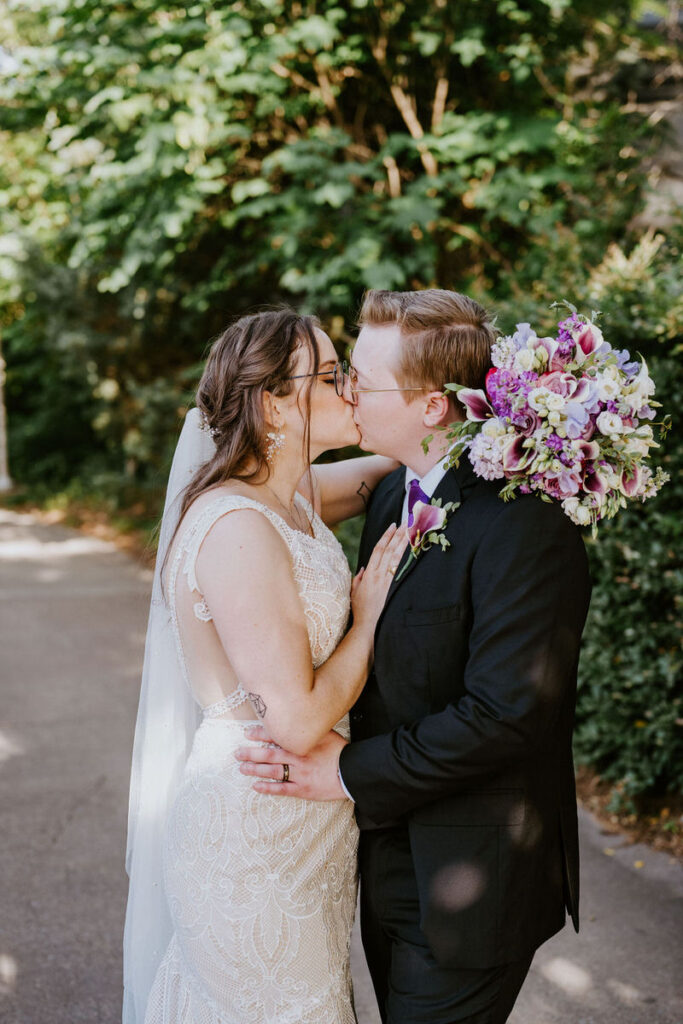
[444,303,670,533]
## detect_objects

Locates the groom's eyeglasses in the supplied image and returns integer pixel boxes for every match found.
[285,361,428,404]
[342,361,428,406]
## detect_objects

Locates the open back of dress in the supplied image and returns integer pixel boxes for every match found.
[143,490,359,1024]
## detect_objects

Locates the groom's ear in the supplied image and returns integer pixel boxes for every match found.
[423,390,458,427]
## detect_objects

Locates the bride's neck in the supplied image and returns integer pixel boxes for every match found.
[251,449,308,511]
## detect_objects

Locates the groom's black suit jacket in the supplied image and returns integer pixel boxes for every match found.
[339,460,591,969]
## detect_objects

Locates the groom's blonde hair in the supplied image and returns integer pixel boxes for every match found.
[358,289,496,397]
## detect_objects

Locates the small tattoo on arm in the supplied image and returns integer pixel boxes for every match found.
[248,692,267,718]
[356,481,371,510]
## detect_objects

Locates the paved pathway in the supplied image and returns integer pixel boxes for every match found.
[0,509,681,1024]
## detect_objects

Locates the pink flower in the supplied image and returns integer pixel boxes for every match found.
[408,501,447,549]
[546,468,582,498]
[574,324,603,364]
[458,388,494,421]
[516,408,540,436]
[538,370,573,396]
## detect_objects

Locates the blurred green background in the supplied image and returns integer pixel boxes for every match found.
[1,1,680,813]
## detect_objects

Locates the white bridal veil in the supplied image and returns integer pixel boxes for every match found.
[122,408,215,1024]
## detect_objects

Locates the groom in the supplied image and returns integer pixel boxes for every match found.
[238,288,592,1023]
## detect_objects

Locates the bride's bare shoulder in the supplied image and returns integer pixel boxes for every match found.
[184,481,258,515]
[188,485,286,551]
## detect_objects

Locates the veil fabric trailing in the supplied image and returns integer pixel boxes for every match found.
[122,408,216,1024]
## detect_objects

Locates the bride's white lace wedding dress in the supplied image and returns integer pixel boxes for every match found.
[144,493,358,1024]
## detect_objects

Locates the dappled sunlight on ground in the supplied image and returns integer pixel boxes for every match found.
[0,729,25,766]
[0,534,113,559]
[532,952,656,1017]
[606,978,644,1006]
[540,956,592,996]
[0,953,18,996]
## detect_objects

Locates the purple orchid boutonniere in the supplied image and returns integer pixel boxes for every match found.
[395,497,460,582]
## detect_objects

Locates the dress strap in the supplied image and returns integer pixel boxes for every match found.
[181,495,295,595]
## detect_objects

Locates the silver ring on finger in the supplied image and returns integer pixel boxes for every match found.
[281,763,290,783]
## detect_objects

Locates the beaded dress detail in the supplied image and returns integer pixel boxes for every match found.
[144,494,358,1024]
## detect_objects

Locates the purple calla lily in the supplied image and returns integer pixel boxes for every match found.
[575,439,600,462]
[457,388,494,422]
[619,465,643,497]
[502,434,532,472]
[407,500,447,548]
[583,463,609,504]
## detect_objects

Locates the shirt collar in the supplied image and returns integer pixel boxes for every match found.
[404,449,452,500]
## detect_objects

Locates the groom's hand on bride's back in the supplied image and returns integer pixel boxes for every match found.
[235,727,349,801]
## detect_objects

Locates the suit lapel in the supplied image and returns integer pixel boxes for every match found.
[358,469,405,570]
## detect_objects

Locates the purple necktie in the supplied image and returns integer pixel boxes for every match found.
[407,478,429,526]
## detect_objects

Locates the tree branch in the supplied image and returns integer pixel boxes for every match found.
[389,83,438,176]
[449,223,514,274]
[431,75,449,134]
[383,155,402,197]
[270,61,317,94]
[314,63,345,127]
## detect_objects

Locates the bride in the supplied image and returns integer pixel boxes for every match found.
[123,308,407,1024]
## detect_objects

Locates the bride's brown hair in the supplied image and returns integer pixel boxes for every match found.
[165,308,320,565]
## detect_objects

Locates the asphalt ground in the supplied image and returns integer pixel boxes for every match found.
[1,508,681,1024]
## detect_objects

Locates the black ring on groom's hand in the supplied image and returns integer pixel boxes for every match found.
[281,764,290,783]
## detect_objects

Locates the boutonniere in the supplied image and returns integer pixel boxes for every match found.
[395,497,460,581]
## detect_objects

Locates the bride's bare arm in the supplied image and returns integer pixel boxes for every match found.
[196,510,407,756]
[298,455,400,525]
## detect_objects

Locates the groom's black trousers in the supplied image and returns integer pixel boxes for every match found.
[359,828,533,1024]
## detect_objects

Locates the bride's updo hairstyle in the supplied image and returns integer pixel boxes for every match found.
[175,307,320,531]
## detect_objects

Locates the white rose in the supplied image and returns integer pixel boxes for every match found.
[562,497,593,526]
[595,374,621,402]
[545,392,564,410]
[596,411,624,436]
[528,387,550,412]
[515,348,536,372]
[482,417,507,439]
[575,504,592,525]
[627,439,650,458]
[634,425,654,443]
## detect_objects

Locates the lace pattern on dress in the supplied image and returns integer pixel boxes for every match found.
[145,491,358,1024]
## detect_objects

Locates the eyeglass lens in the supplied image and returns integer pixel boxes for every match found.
[338,361,356,402]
